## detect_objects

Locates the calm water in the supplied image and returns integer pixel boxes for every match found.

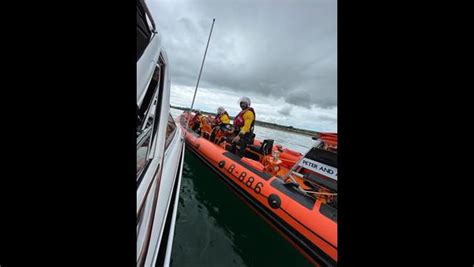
[170,108,317,266]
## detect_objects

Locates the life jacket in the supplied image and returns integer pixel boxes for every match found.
[214,111,229,125]
[234,107,255,133]
[200,115,212,126]
[189,114,202,127]
[200,116,212,135]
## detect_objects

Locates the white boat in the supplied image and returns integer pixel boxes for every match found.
[137,0,185,266]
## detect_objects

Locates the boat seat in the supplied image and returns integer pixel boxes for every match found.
[248,145,262,153]
[248,139,274,155]
[303,172,337,192]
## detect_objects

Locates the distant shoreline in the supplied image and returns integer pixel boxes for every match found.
[171,105,319,137]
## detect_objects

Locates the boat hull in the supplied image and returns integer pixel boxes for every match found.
[178,113,337,266]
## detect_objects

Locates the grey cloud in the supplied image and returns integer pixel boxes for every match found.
[150,0,336,109]
[316,114,337,122]
[278,106,293,116]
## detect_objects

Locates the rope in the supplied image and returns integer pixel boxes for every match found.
[284,174,337,198]
[300,190,337,196]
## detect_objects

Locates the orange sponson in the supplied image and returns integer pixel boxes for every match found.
[177,112,337,265]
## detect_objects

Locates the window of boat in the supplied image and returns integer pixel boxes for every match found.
[137,56,167,182]
[137,0,153,61]
[165,114,177,150]
[137,128,152,178]
[137,65,161,131]
[137,66,161,180]
[145,11,154,34]
[137,96,158,179]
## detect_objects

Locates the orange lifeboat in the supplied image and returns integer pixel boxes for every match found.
[178,111,337,266]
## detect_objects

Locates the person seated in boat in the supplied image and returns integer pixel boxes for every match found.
[230,96,256,157]
[190,109,203,133]
[199,114,213,139]
[210,106,231,143]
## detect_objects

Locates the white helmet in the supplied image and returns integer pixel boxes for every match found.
[217,106,226,114]
[238,96,251,106]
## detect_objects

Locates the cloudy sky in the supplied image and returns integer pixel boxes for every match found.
[147,0,337,132]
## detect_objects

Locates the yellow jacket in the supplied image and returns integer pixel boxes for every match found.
[239,110,255,135]
[219,113,230,124]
